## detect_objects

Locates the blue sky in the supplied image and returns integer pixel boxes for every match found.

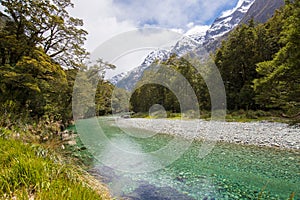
[112,0,238,28]
[69,0,241,51]
[0,0,241,77]
[1,0,241,50]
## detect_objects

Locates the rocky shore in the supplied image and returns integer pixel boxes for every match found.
[116,118,300,150]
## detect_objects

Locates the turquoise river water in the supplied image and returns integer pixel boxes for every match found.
[75,118,299,200]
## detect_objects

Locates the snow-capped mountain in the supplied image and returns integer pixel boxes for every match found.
[113,50,169,90]
[109,72,128,85]
[170,35,202,57]
[110,0,284,90]
[204,0,255,47]
[205,0,255,40]
[140,49,170,66]
[110,34,205,90]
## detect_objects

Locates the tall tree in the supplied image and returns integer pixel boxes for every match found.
[0,0,89,121]
[254,0,300,115]
[215,21,259,110]
[1,0,88,68]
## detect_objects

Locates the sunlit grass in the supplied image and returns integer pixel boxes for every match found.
[0,137,111,199]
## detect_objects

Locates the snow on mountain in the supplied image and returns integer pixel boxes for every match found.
[240,0,285,24]
[111,49,169,90]
[109,72,128,85]
[220,0,246,18]
[170,36,201,57]
[141,49,170,66]
[205,0,255,40]
[110,0,259,89]
[185,25,210,43]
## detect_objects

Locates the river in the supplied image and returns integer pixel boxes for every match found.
[75,117,300,200]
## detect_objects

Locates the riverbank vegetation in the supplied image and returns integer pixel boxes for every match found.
[0,0,298,198]
[0,136,111,199]
[0,0,112,198]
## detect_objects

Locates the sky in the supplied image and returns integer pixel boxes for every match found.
[69,0,240,52]
[0,0,241,78]
[68,0,241,78]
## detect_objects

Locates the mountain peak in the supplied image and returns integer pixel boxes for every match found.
[205,0,255,40]
[110,0,285,89]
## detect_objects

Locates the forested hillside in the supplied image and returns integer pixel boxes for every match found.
[130,0,299,122]
[216,0,299,116]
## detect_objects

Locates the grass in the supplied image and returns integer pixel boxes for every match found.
[0,137,111,199]
[131,110,292,124]
[0,110,112,200]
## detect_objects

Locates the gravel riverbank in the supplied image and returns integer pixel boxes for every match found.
[116,118,300,150]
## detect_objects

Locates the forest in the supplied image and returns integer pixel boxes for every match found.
[0,0,299,124]
[0,0,299,198]
[130,0,299,123]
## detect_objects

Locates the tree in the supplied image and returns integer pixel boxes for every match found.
[130,55,209,113]
[215,20,272,110]
[0,47,68,119]
[1,0,88,68]
[0,0,89,121]
[254,0,300,116]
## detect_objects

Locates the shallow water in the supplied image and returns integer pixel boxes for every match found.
[76,118,300,200]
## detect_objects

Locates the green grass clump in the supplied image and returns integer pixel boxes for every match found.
[0,137,110,199]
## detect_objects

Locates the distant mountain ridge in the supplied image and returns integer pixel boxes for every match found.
[110,0,285,90]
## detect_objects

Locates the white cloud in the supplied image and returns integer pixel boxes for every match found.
[70,0,136,52]
[69,0,239,52]
[112,0,237,28]
[66,0,239,77]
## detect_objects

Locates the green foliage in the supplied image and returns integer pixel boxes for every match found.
[130,55,211,114]
[1,0,89,68]
[215,20,266,110]
[72,59,117,118]
[0,0,91,122]
[0,1,113,198]
[0,48,69,120]
[254,1,300,117]
[214,1,299,123]
[0,137,109,199]
[110,87,130,114]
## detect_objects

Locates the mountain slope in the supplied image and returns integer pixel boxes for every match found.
[111,0,286,90]
[205,0,255,40]
[204,0,285,51]
[240,0,285,24]
[115,50,169,90]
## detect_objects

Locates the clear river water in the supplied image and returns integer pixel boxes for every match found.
[75,118,300,200]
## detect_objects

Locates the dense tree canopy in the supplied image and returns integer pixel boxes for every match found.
[214,0,299,118]
[1,0,89,68]
[130,55,211,114]
[254,0,300,115]
[0,0,92,122]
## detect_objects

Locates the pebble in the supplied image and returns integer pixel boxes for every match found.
[116,118,300,150]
